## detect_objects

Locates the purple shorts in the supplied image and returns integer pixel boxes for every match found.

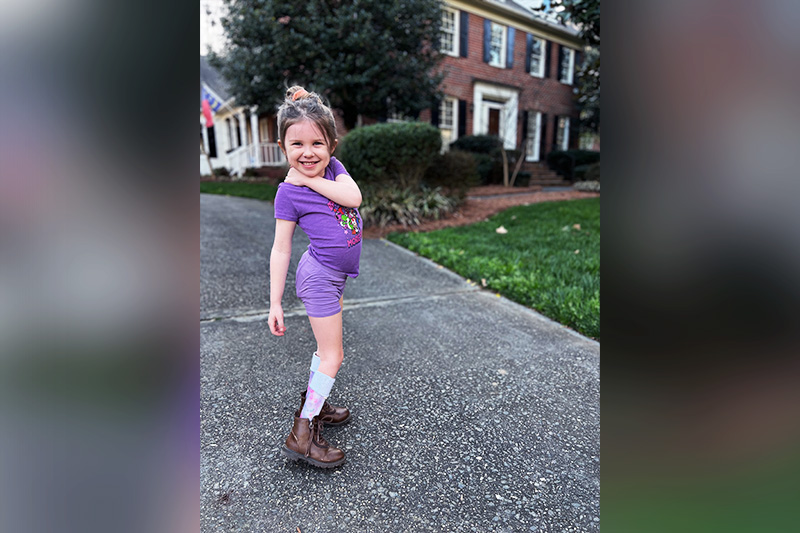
[295,250,347,318]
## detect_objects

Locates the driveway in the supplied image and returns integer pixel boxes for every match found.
[201,193,600,532]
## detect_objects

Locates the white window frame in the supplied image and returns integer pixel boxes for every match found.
[559,47,575,85]
[440,7,459,57]
[438,96,458,148]
[556,116,570,150]
[488,22,507,68]
[526,111,542,162]
[529,35,546,78]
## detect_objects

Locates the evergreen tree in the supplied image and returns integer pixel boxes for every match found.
[547,0,600,134]
[210,0,444,130]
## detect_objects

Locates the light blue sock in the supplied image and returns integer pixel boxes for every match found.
[308,352,321,382]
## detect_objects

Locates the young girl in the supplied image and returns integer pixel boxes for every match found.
[268,86,363,468]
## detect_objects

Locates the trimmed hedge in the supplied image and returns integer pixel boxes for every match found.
[337,122,442,189]
[450,135,503,184]
[450,134,503,155]
[423,150,479,201]
[546,150,600,180]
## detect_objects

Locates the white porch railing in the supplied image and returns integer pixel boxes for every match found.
[259,142,286,167]
[227,143,286,177]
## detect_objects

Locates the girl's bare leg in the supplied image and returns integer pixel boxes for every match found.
[315,296,344,357]
[309,307,344,379]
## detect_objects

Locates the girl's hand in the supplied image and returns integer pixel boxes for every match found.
[268,305,287,336]
[284,166,308,187]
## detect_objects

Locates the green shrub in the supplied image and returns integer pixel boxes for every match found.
[242,167,259,177]
[360,186,457,227]
[585,161,600,181]
[337,122,442,189]
[423,150,479,201]
[450,135,505,184]
[450,134,503,155]
[546,150,600,180]
[213,167,230,177]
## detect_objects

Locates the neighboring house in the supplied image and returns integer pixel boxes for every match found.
[200,56,285,176]
[430,0,584,165]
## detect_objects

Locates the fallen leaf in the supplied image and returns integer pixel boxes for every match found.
[481,278,487,287]
[573,223,581,230]
[574,249,580,254]
[496,226,508,234]
[561,225,570,231]
[511,215,517,220]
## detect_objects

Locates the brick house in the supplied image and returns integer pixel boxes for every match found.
[428,0,585,167]
[200,0,585,177]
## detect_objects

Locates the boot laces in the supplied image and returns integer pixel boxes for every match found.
[311,418,330,448]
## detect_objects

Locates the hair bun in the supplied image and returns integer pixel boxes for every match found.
[288,86,309,101]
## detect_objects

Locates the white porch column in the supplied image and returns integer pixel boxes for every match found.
[250,106,260,165]
[238,111,247,150]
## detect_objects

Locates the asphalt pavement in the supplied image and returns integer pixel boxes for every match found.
[200,193,600,532]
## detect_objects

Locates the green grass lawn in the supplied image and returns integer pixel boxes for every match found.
[200,181,278,202]
[388,198,600,339]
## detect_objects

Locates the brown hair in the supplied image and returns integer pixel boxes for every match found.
[277,86,338,151]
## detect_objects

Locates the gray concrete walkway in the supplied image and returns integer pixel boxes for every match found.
[201,193,599,532]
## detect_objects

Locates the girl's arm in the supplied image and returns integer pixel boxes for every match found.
[268,219,296,336]
[285,167,362,208]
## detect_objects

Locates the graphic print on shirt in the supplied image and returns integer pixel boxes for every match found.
[327,200,362,248]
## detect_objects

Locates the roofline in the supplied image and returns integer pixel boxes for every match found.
[446,0,584,48]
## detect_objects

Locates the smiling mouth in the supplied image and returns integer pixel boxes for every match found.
[299,161,319,167]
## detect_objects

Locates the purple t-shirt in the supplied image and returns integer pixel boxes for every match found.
[274,157,362,277]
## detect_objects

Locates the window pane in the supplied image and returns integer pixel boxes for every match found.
[440,99,454,129]
[560,49,572,82]
[556,116,566,148]
[441,10,456,53]
[490,24,504,65]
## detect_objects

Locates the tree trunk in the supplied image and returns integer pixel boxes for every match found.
[501,148,509,187]
[509,142,527,188]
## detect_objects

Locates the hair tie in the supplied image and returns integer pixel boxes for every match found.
[292,89,309,101]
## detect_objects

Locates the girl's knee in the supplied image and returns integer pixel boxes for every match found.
[318,348,343,365]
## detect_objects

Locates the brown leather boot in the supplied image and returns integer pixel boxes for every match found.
[300,391,351,426]
[281,412,345,468]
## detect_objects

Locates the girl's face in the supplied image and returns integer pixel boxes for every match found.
[281,119,336,179]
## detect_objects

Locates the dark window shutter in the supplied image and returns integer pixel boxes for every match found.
[506,27,515,69]
[557,45,564,81]
[207,126,217,158]
[539,113,548,160]
[458,99,467,137]
[459,11,469,57]
[568,117,577,149]
[544,41,552,78]
[525,34,532,73]
[483,19,491,63]
[431,98,441,127]
[521,110,529,141]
